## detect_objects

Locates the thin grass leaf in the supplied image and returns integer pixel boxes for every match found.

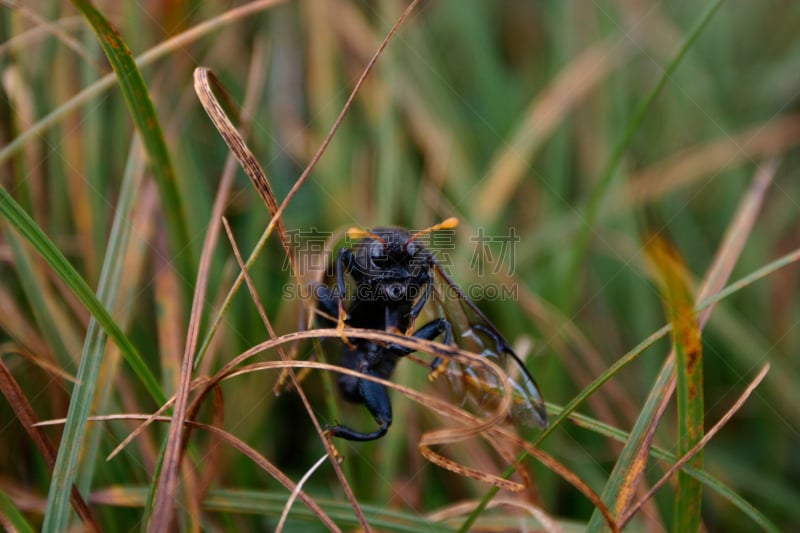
[76,137,148,493]
[622,363,769,528]
[70,0,193,283]
[91,485,451,532]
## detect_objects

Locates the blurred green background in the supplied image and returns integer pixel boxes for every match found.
[1,0,799,531]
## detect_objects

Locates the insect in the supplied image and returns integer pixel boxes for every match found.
[315,218,547,441]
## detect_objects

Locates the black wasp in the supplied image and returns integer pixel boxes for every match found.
[315,218,547,441]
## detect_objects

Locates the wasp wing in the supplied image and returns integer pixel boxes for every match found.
[427,260,547,429]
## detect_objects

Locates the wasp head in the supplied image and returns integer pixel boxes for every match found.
[351,228,430,301]
[346,218,458,305]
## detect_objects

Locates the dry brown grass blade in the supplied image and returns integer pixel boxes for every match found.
[149,36,273,529]
[41,413,341,531]
[620,363,771,527]
[609,355,674,520]
[427,497,563,532]
[625,118,798,207]
[0,343,75,383]
[695,158,779,316]
[219,331,618,531]
[98,323,612,530]
[474,39,631,222]
[148,171,217,526]
[0,358,101,531]
[418,440,524,492]
[193,67,296,271]
[507,431,619,532]
[218,216,363,525]
[0,1,104,71]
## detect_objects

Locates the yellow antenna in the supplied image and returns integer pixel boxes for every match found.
[346,227,385,243]
[404,217,459,247]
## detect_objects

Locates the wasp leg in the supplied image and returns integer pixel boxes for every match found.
[382,318,455,380]
[386,317,452,357]
[408,271,432,320]
[334,248,357,348]
[327,371,392,441]
[411,318,455,381]
[314,283,339,326]
[385,317,452,354]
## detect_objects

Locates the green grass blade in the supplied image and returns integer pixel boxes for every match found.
[75,137,148,494]
[39,133,163,530]
[0,489,37,533]
[70,0,194,282]
[585,356,677,532]
[3,229,75,371]
[0,189,163,400]
[0,184,166,530]
[39,134,170,529]
[645,237,704,532]
[673,336,704,531]
[570,412,780,533]
[562,0,725,310]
